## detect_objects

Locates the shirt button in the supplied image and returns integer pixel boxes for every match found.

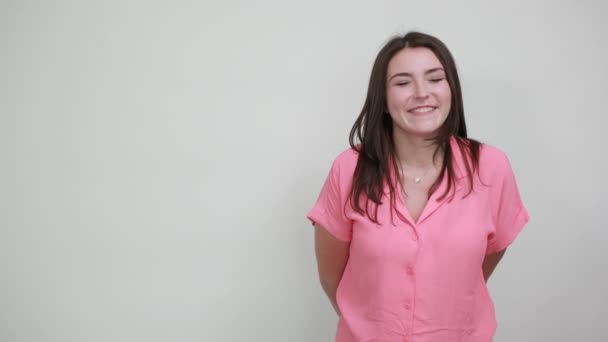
[404,303,411,310]
[406,266,414,275]
[411,235,418,241]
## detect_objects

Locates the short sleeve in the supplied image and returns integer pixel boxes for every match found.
[306,155,353,242]
[486,150,530,255]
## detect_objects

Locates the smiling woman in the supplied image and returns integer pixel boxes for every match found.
[306,31,529,342]
[386,48,452,139]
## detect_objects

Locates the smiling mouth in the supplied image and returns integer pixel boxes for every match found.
[408,106,437,113]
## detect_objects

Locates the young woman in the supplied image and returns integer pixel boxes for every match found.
[307,31,529,342]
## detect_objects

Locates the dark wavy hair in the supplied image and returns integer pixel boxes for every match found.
[348,31,481,224]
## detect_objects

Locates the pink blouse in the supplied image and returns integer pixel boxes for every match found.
[307,136,529,342]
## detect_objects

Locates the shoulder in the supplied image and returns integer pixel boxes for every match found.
[451,136,509,168]
[333,147,359,165]
[329,147,360,177]
[450,136,515,182]
[479,143,511,167]
[478,142,516,181]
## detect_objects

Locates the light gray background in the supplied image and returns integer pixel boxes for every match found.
[2,0,607,341]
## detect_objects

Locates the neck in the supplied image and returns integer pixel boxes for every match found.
[393,131,443,170]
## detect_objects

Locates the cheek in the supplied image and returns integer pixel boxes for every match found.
[442,96,452,114]
[439,85,452,105]
[386,88,411,109]
[443,93,452,106]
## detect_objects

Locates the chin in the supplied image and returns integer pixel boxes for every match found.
[406,126,442,137]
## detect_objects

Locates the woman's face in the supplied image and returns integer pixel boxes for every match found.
[385,47,452,138]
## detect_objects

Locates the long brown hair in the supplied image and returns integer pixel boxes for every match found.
[348,31,481,224]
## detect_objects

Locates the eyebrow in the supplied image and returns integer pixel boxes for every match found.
[388,68,445,81]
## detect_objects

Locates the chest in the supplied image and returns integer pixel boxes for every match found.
[402,185,430,223]
[347,185,494,268]
[400,172,437,223]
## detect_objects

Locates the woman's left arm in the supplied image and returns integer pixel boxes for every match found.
[482,249,507,282]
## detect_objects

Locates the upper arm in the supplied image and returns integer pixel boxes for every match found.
[482,249,506,281]
[314,223,350,283]
[306,153,354,242]
[307,151,355,282]
[485,148,530,255]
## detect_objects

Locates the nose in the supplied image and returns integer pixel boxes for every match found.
[413,81,429,98]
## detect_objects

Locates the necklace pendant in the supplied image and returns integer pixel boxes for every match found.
[414,177,422,184]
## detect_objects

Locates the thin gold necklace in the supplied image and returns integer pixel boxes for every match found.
[413,169,432,184]
[400,165,435,184]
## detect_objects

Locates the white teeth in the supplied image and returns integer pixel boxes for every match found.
[410,106,435,113]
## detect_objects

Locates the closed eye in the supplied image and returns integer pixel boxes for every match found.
[430,78,444,83]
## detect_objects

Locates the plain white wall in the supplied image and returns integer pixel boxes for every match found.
[2,0,607,341]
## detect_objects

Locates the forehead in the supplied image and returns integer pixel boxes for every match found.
[387,47,443,76]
